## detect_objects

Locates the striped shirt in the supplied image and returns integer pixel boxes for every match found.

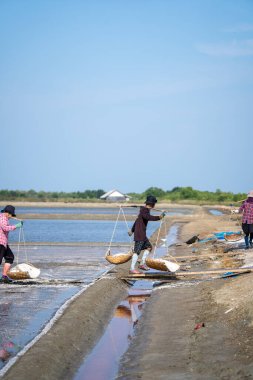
[239,200,253,224]
[0,214,16,248]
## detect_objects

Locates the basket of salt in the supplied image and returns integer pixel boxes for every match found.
[146,257,180,273]
[7,263,41,280]
[224,233,243,242]
[105,250,133,265]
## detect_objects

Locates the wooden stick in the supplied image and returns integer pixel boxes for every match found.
[120,205,164,212]
[122,268,251,279]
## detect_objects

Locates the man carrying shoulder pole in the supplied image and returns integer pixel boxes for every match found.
[128,195,165,274]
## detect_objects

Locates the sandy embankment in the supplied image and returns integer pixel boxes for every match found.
[0,201,199,208]
[3,205,253,380]
[2,201,198,221]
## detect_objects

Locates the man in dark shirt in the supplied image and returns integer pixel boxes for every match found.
[129,195,165,274]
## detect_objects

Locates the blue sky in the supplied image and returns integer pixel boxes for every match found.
[0,0,252,194]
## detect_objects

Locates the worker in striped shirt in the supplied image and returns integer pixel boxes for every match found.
[239,190,253,249]
[0,205,23,282]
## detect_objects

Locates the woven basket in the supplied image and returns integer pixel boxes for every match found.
[146,258,180,273]
[105,250,133,265]
[224,233,243,242]
[7,271,30,280]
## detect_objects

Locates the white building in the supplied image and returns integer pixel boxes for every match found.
[100,189,131,202]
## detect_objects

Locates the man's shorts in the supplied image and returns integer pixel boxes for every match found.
[0,245,14,265]
[133,240,152,255]
[242,223,253,235]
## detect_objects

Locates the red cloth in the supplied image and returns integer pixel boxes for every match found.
[131,206,160,241]
[239,200,253,224]
[0,214,16,248]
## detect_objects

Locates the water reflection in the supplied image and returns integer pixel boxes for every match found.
[0,301,20,363]
[74,294,150,380]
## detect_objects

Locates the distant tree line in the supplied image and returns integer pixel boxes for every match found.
[0,189,105,201]
[0,187,247,203]
[128,186,247,203]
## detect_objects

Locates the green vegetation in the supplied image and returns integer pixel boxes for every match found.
[129,187,247,204]
[0,189,105,202]
[129,187,247,203]
[0,187,247,204]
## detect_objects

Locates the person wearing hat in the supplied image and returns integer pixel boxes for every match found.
[0,205,23,282]
[128,195,165,274]
[238,190,253,249]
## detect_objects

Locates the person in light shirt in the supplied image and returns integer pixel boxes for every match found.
[0,205,23,282]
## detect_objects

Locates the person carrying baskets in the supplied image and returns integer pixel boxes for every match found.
[232,190,253,249]
[128,195,165,274]
[0,205,23,283]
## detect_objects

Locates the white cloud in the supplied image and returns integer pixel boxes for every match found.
[197,39,253,57]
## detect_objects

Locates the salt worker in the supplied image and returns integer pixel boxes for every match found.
[238,190,253,249]
[128,195,165,274]
[232,190,253,249]
[0,205,23,283]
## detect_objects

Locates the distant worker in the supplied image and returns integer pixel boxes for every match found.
[128,196,165,274]
[0,205,23,282]
[233,191,253,249]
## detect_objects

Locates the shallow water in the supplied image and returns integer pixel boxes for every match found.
[18,206,137,215]
[209,209,224,216]
[17,206,193,216]
[73,292,150,380]
[9,219,158,243]
[0,286,78,370]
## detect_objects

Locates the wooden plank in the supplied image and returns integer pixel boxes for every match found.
[121,268,251,280]
[172,253,242,260]
[177,268,251,275]
[151,271,250,284]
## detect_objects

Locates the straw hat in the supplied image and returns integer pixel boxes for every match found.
[248,190,253,197]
